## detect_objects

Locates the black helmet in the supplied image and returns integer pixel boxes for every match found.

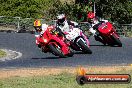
[57,14,66,24]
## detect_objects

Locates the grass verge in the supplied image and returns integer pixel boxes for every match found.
[126,32,132,37]
[0,66,132,88]
[0,49,7,58]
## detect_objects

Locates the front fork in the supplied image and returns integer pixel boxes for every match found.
[80,32,90,47]
[110,29,120,39]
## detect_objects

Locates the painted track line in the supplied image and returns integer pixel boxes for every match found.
[0,49,22,62]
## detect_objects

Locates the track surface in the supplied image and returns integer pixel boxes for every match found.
[0,32,132,68]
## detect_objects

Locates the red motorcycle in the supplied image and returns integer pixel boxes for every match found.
[93,21,122,47]
[37,25,74,58]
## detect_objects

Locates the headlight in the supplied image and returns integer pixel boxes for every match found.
[42,37,48,43]
[43,39,48,43]
[108,29,111,32]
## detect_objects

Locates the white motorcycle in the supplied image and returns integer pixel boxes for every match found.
[65,27,92,54]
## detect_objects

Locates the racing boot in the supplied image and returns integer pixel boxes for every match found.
[38,44,41,48]
[41,46,48,53]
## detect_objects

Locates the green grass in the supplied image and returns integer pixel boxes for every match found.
[0,49,6,58]
[0,70,132,88]
[126,32,132,37]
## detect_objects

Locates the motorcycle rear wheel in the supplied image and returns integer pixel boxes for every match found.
[67,48,74,57]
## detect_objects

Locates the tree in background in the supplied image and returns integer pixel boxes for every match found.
[95,0,132,24]
[75,0,132,24]
[0,0,131,24]
[74,0,94,22]
[0,0,53,18]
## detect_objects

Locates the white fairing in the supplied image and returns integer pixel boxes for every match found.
[65,28,81,41]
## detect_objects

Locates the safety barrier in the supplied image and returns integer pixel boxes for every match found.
[79,22,132,37]
[0,16,131,37]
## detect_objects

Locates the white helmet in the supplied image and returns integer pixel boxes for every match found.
[57,14,66,24]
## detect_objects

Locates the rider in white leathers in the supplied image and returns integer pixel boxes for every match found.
[54,14,79,39]
[87,12,108,44]
[87,12,108,35]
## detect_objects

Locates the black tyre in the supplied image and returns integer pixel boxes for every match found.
[78,39,92,54]
[94,35,107,45]
[49,44,66,58]
[111,35,122,47]
[66,48,74,57]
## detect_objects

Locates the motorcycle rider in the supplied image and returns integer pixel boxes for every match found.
[87,12,108,45]
[54,13,80,44]
[33,19,48,48]
[54,13,79,36]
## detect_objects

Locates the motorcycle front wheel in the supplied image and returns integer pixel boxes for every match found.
[78,39,92,54]
[111,34,122,47]
[49,44,66,58]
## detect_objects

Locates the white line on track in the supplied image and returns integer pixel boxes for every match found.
[0,49,22,62]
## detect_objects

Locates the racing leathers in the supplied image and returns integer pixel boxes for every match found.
[89,19,108,35]
[89,19,108,44]
[35,24,48,48]
[55,20,79,38]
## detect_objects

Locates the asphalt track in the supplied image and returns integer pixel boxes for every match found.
[0,32,132,68]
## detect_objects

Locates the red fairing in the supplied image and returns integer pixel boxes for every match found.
[98,22,119,38]
[96,21,122,46]
[98,22,113,34]
[37,25,71,55]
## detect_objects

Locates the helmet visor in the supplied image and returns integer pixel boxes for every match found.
[34,26,42,31]
[58,18,65,23]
